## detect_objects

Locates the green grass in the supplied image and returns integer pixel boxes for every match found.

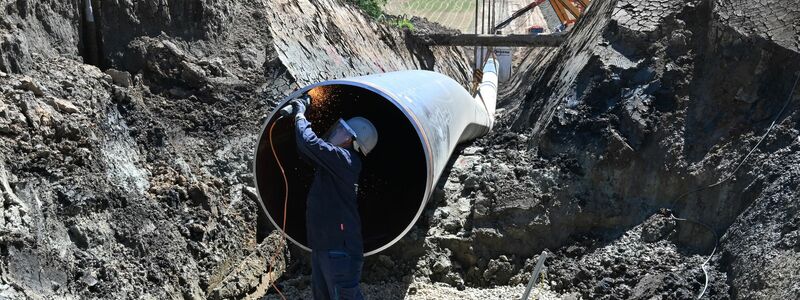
[393,18,416,30]
[347,0,387,18]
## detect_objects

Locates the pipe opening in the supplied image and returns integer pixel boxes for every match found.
[255,85,428,254]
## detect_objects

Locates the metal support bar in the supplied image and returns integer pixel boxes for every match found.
[489,0,494,34]
[475,0,479,34]
[481,0,486,34]
[549,0,570,25]
[418,33,566,47]
[474,0,479,70]
[493,0,548,31]
[521,251,550,300]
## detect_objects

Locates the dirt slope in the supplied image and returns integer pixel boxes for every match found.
[0,0,469,299]
[1,0,798,299]
[338,0,798,299]
[408,0,799,298]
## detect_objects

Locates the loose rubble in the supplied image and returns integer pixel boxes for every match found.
[0,0,469,298]
[1,0,798,299]
[380,0,799,298]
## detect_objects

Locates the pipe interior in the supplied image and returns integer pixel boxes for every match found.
[255,85,427,254]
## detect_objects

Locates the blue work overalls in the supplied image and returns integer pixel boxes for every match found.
[295,116,364,300]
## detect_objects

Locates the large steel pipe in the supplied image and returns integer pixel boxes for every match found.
[254,59,499,255]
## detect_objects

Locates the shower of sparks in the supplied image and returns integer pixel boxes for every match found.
[308,86,331,107]
[307,86,343,129]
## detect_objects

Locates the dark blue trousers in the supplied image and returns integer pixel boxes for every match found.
[311,250,364,300]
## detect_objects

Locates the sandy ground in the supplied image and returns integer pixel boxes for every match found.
[265,281,564,300]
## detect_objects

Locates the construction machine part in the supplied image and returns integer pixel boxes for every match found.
[420,33,566,47]
[550,0,571,25]
[556,0,582,19]
[550,0,589,26]
[254,59,499,255]
[493,0,548,31]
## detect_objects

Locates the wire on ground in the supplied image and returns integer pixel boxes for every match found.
[670,72,799,299]
[266,119,290,300]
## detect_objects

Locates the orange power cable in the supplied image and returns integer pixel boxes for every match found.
[266,119,289,300]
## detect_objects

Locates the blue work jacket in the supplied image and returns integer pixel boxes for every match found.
[295,116,364,254]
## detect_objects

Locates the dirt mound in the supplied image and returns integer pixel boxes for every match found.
[407,16,462,36]
[353,0,799,298]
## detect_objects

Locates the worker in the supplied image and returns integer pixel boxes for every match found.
[285,96,379,300]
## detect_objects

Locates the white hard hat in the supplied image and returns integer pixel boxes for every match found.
[347,117,378,156]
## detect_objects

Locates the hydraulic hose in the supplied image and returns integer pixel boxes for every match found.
[668,73,799,298]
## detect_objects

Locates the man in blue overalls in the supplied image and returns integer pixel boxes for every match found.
[286,97,379,300]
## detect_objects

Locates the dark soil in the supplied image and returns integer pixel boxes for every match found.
[1,0,798,299]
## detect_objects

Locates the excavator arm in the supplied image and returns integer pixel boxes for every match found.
[493,0,591,32]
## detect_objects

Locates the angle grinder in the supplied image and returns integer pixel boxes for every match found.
[278,94,311,117]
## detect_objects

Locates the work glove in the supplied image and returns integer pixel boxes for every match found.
[291,99,307,116]
[279,95,310,117]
